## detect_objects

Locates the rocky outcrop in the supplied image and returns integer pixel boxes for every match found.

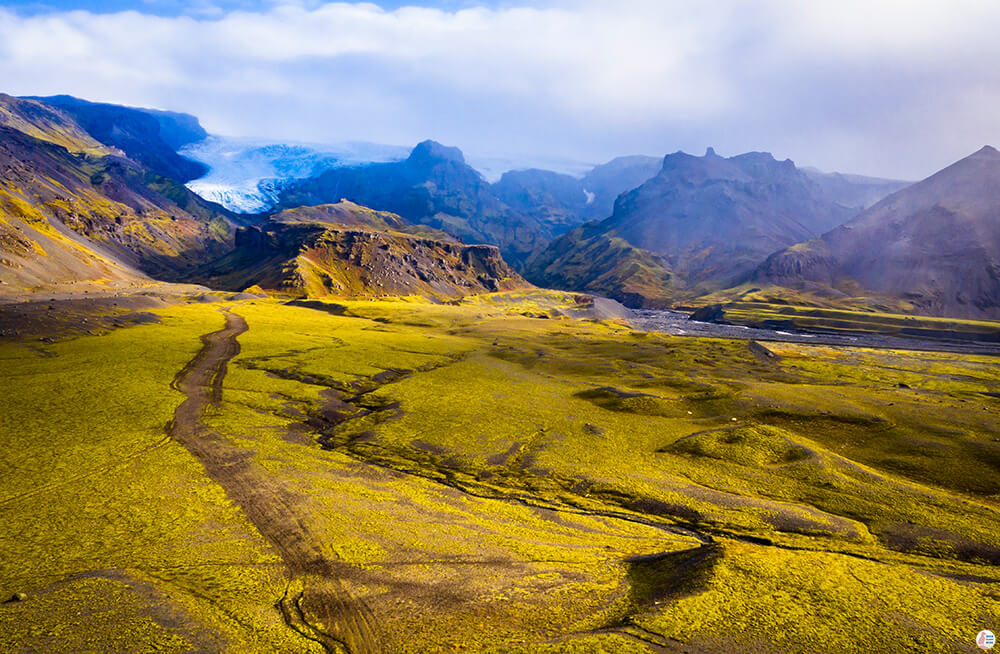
[199,219,528,300]
[755,241,838,285]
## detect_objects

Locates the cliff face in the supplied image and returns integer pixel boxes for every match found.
[200,219,528,300]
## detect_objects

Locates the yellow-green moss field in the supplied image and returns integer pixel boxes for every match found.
[1,291,998,652]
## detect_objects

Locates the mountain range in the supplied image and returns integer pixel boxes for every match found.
[2,92,998,322]
[273,140,661,269]
[524,148,884,306]
[0,95,526,299]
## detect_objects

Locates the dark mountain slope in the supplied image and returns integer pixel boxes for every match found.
[525,148,859,304]
[757,146,1000,319]
[26,95,208,182]
[524,221,677,308]
[491,156,662,234]
[277,140,547,267]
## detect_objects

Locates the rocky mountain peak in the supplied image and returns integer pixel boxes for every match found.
[408,140,466,166]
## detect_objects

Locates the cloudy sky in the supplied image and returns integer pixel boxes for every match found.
[1,0,999,179]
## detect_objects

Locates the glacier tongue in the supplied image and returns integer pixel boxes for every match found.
[180,136,410,213]
[183,180,281,214]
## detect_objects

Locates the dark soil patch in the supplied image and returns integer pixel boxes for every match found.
[285,299,349,316]
[0,294,172,341]
[881,523,1000,565]
[621,542,723,611]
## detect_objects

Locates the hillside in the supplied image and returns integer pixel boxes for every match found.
[26,95,209,182]
[197,201,527,299]
[757,145,1000,319]
[0,94,114,157]
[0,103,236,293]
[524,221,677,308]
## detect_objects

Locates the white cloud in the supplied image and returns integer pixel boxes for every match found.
[1,0,999,178]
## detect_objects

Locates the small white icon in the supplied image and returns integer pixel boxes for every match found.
[979,630,996,651]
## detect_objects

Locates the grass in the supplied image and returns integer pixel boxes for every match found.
[1,290,999,652]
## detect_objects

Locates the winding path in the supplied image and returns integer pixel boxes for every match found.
[168,310,378,654]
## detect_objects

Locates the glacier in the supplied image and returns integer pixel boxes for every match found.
[179,136,411,213]
[180,135,596,213]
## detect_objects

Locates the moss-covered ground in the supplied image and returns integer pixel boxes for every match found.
[1,290,998,652]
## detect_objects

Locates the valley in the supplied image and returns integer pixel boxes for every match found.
[1,88,999,654]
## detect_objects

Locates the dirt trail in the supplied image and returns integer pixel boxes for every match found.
[168,310,378,654]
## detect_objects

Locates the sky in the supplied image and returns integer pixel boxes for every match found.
[1,0,999,179]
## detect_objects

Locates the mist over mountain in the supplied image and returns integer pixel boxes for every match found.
[491,156,663,233]
[758,146,1000,319]
[579,156,666,220]
[801,168,911,211]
